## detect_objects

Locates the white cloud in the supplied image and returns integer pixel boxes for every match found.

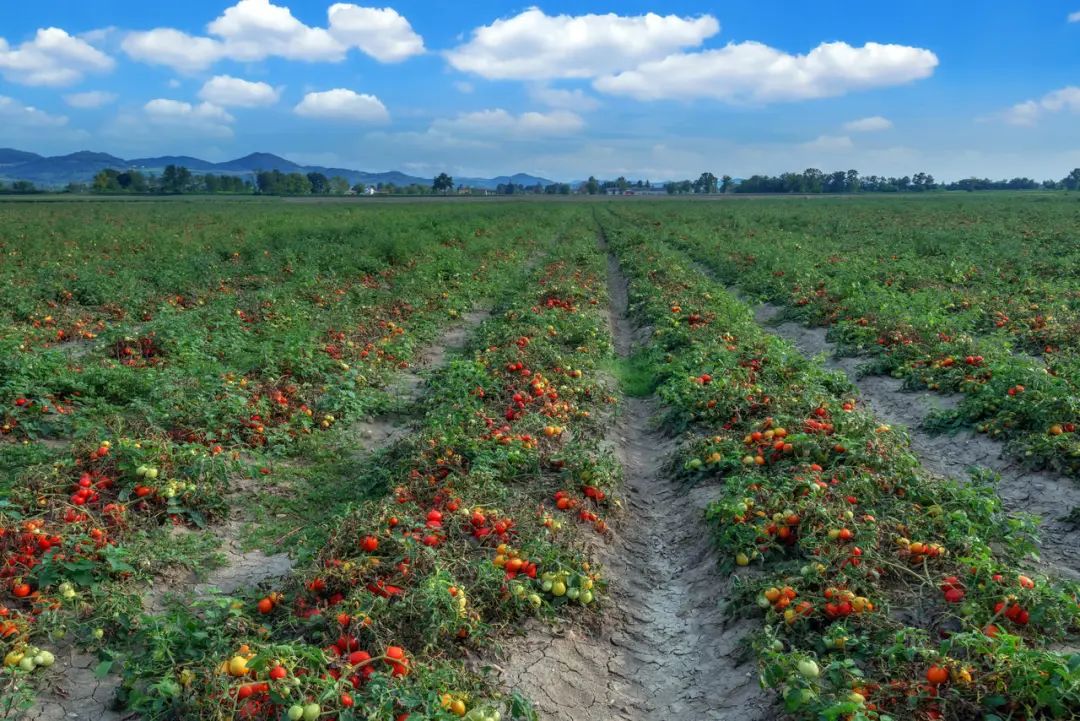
[0,95,68,127]
[595,41,938,102]
[64,91,118,109]
[843,115,893,132]
[123,0,423,72]
[121,28,224,72]
[454,81,474,94]
[205,0,340,62]
[143,98,235,137]
[802,134,854,151]
[1001,86,1080,126]
[294,88,389,122]
[529,85,601,112]
[447,8,719,80]
[326,4,424,62]
[0,27,114,86]
[1068,10,1080,22]
[434,108,585,138]
[199,75,280,107]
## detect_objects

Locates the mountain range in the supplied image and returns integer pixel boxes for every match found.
[0,148,555,190]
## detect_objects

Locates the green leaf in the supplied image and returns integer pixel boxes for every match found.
[93,660,113,678]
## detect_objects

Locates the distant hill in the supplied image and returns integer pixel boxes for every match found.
[457,173,556,190]
[0,148,43,166]
[0,147,556,190]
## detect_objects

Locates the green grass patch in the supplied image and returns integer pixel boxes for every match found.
[604,349,659,397]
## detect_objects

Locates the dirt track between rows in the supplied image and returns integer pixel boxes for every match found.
[498,239,770,720]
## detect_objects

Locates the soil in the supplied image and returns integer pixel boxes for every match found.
[21,309,492,721]
[752,302,1080,581]
[497,246,771,720]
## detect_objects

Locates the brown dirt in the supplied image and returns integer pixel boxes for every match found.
[753,302,1080,581]
[17,646,127,721]
[497,248,770,720]
[21,309,492,721]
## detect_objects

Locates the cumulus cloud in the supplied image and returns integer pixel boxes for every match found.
[1069,10,1080,22]
[843,115,893,132]
[1001,86,1080,126]
[802,134,854,151]
[64,91,118,109]
[199,75,280,107]
[0,95,68,127]
[326,4,425,62]
[294,88,389,122]
[433,108,585,138]
[595,41,938,102]
[121,28,223,73]
[143,98,235,137]
[529,85,602,112]
[0,27,114,86]
[123,0,423,72]
[447,8,718,80]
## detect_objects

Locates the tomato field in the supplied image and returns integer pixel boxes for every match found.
[1,196,1078,721]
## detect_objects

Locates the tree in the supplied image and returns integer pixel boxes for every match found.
[161,165,192,194]
[1063,168,1080,191]
[352,183,367,195]
[720,175,733,193]
[584,176,600,195]
[93,169,121,192]
[433,172,454,194]
[845,169,861,193]
[615,176,630,193]
[802,168,824,193]
[306,172,329,194]
[694,172,718,194]
[330,176,350,195]
[285,173,312,195]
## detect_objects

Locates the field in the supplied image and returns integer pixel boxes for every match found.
[1,196,1078,721]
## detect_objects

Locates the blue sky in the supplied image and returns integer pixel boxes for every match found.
[1,1,1078,180]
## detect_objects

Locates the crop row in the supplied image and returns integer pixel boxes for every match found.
[609,198,1080,479]
[9,221,619,719]
[600,210,1080,720]
[0,205,562,714]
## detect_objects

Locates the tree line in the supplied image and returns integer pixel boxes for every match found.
[7,165,1080,197]
[656,168,1080,194]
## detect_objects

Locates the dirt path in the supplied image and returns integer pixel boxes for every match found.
[499,247,769,720]
[752,301,1080,581]
[22,310,492,721]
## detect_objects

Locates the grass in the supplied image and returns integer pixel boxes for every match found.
[603,350,658,397]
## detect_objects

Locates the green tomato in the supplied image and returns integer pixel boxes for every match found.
[34,651,55,668]
[287,706,305,721]
[302,703,321,721]
[579,590,593,605]
[796,659,819,679]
